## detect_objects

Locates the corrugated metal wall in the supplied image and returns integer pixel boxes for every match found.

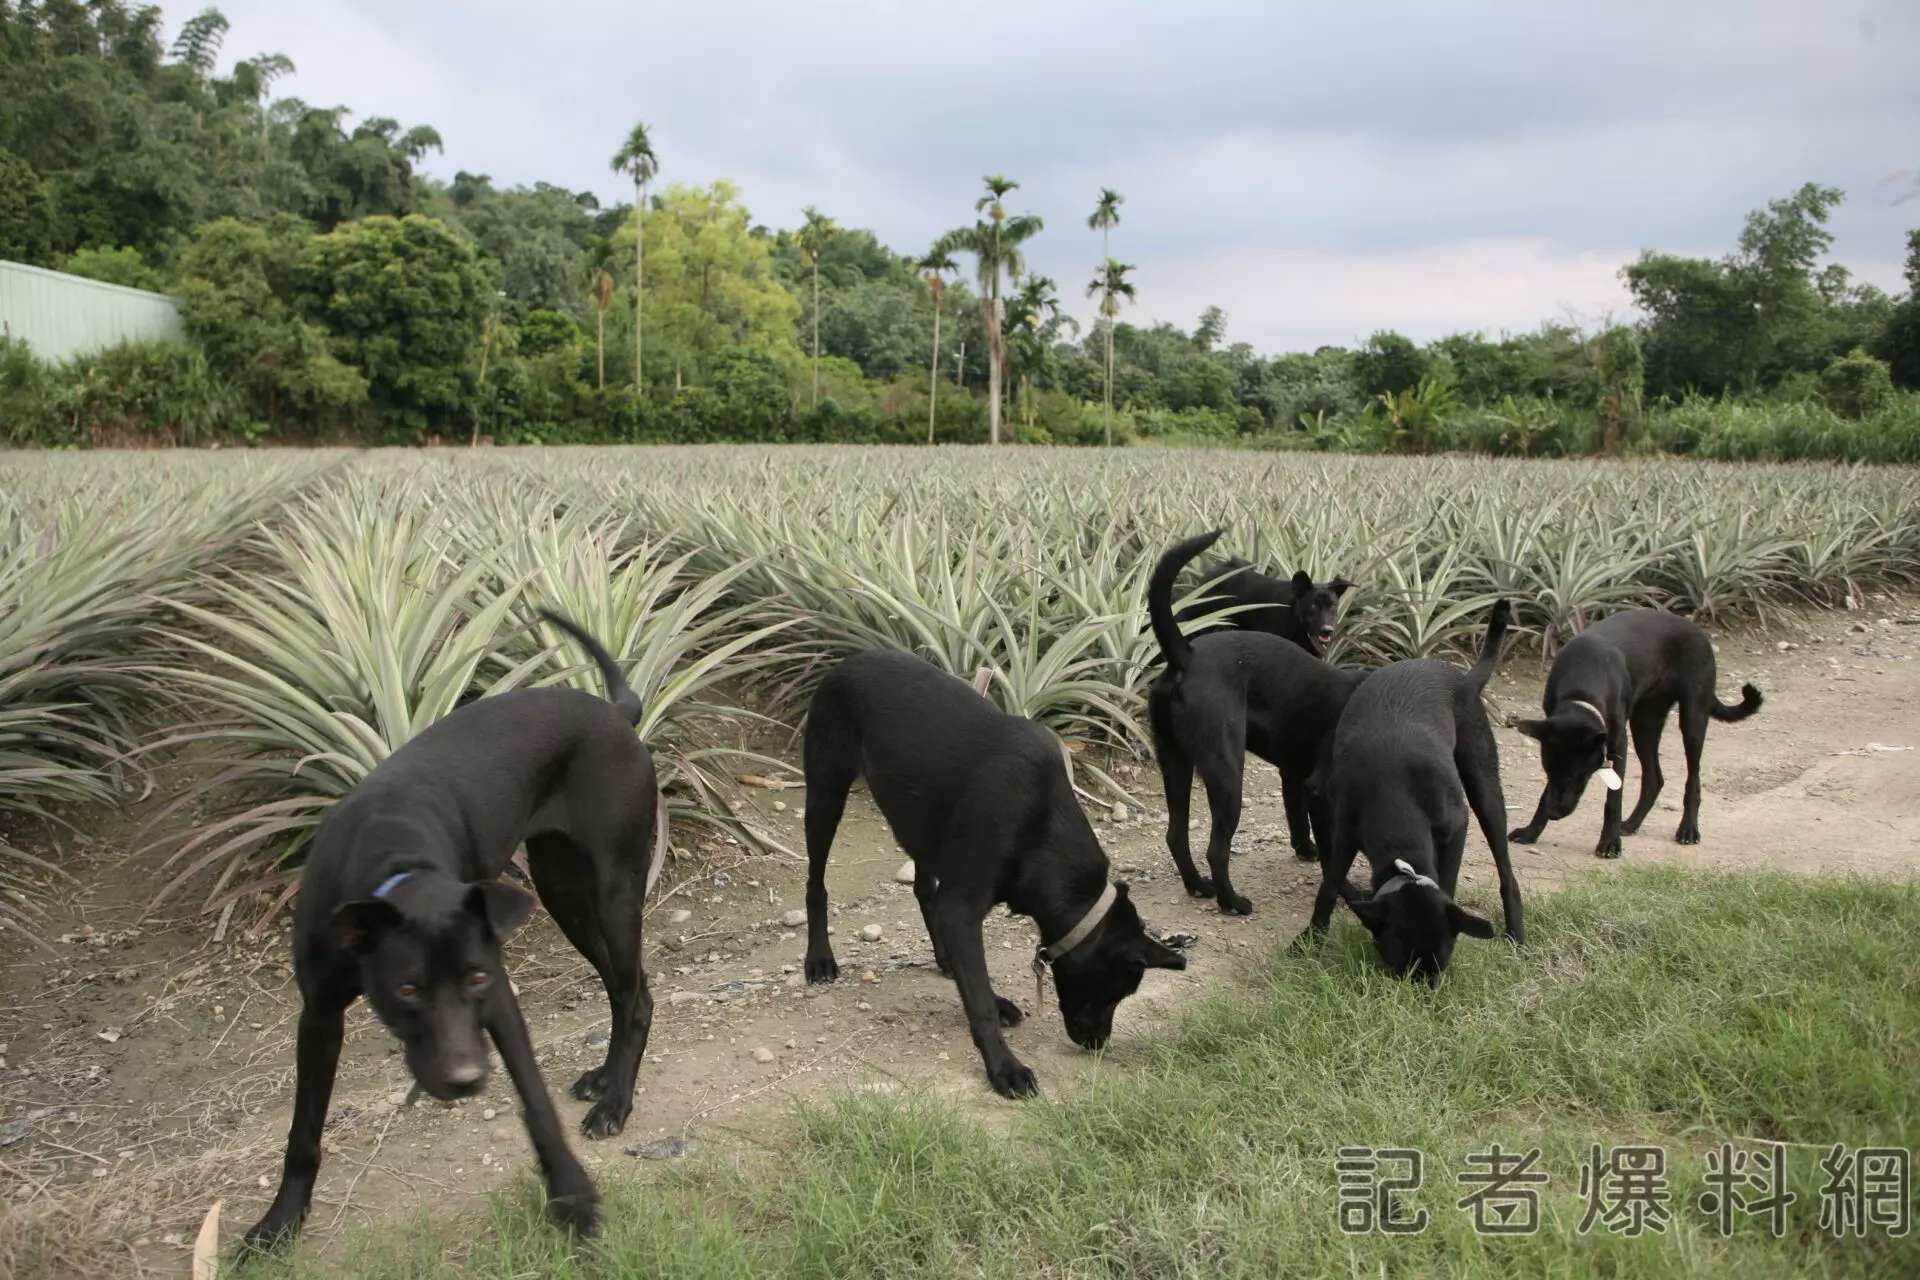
[0,260,185,363]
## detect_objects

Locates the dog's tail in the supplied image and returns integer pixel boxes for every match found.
[540,611,644,726]
[1467,598,1514,690]
[1148,530,1224,677]
[1711,683,1763,722]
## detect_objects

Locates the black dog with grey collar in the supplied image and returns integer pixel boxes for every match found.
[800,650,1186,1098]
[245,613,658,1252]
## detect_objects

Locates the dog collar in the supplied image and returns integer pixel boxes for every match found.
[1566,699,1606,732]
[1373,858,1439,899]
[1561,700,1623,790]
[373,873,412,900]
[1032,883,1119,1006]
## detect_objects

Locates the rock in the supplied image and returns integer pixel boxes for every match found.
[1111,802,1128,822]
[386,1090,409,1107]
[786,974,803,989]
[491,1128,510,1144]
[894,861,916,884]
[785,1039,797,1050]
[1852,621,1871,633]
[627,1136,690,1160]
[752,1046,775,1064]
[586,1028,609,1046]
[482,1107,497,1121]
[859,970,877,983]
[772,800,787,812]
[858,924,884,942]
[781,909,807,928]
[856,1001,872,1012]
[1776,640,1796,652]
[667,990,706,1005]
[668,909,692,924]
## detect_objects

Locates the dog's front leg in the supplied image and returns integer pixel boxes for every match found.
[1508,786,1551,844]
[244,998,348,1251]
[935,900,1036,1098]
[1595,740,1628,858]
[1280,769,1319,861]
[1297,802,1362,948]
[485,988,601,1236]
[1459,753,1526,946]
[909,865,952,975]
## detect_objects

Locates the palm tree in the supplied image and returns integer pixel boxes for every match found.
[794,206,839,407]
[1087,189,1124,444]
[582,235,618,389]
[610,123,659,394]
[1005,275,1064,436]
[1086,258,1136,447]
[938,176,1043,445]
[919,247,957,443]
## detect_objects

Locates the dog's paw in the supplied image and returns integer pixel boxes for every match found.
[804,952,840,984]
[1595,838,1622,859]
[1289,926,1323,953]
[1292,842,1320,862]
[570,1065,609,1102]
[995,995,1025,1027]
[1675,822,1700,846]
[1217,890,1253,916]
[1183,876,1215,899]
[1508,826,1539,845]
[987,1058,1039,1099]
[580,1097,631,1139]
[547,1184,603,1238]
[240,1210,302,1255]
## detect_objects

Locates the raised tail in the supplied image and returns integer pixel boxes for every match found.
[1467,598,1514,689]
[540,611,644,725]
[1148,530,1224,678]
[1711,683,1763,722]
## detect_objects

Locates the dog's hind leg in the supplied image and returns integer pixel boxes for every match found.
[1156,733,1213,899]
[1280,766,1319,861]
[1674,696,1709,845]
[1620,700,1670,835]
[1298,797,1362,947]
[525,833,621,1105]
[244,995,350,1250]
[1194,728,1253,914]
[910,865,956,976]
[1456,719,1524,945]
[802,707,859,984]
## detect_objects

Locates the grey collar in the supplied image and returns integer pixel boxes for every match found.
[1566,699,1607,732]
[1037,883,1118,964]
[1374,858,1439,899]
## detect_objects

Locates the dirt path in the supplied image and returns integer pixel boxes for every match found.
[3,602,1917,1275]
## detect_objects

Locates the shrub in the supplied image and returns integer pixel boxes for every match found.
[1817,347,1896,419]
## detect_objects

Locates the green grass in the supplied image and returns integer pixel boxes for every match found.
[252,867,1920,1278]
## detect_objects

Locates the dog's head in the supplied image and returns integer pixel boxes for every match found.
[1287,570,1357,652]
[1347,868,1493,987]
[1049,884,1186,1049]
[1515,709,1611,821]
[331,875,535,1100]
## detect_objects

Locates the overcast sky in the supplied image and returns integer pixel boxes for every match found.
[177,0,1917,354]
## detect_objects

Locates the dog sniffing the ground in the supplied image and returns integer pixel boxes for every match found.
[1508,608,1763,856]
[1148,530,1369,913]
[800,649,1186,1099]
[246,613,657,1250]
[1300,600,1524,985]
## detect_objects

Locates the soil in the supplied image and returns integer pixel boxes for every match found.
[2,601,1917,1275]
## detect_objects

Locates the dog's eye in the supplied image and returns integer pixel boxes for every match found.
[396,983,418,1000]
[467,970,489,989]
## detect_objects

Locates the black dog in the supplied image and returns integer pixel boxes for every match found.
[801,650,1186,1099]
[1148,530,1368,914]
[246,613,657,1250]
[1301,600,1523,985]
[1172,552,1356,656]
[1509,608,1762,856]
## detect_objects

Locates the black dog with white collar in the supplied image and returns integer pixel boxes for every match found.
[246,613,658,1251]
[1509,608,1762,856]
[800,650,1186,1098]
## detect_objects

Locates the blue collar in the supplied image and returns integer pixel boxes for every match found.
[373,872,412,900]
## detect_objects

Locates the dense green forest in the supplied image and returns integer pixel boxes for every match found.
[2,1,1918,457]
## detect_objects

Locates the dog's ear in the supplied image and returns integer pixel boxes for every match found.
[1347,895,1390,935]
[1447,903,1496,939]
[1515,718,1553,743]
[1134,934,1187,971]
[466,881,537,943]
[1328,578,1357,597]
[1289,570,1314,597]
[331,899,402,954]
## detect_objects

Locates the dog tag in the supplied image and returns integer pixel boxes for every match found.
[1596,766,1623,791]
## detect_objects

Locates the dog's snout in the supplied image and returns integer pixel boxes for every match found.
[444,1061,486,1089]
